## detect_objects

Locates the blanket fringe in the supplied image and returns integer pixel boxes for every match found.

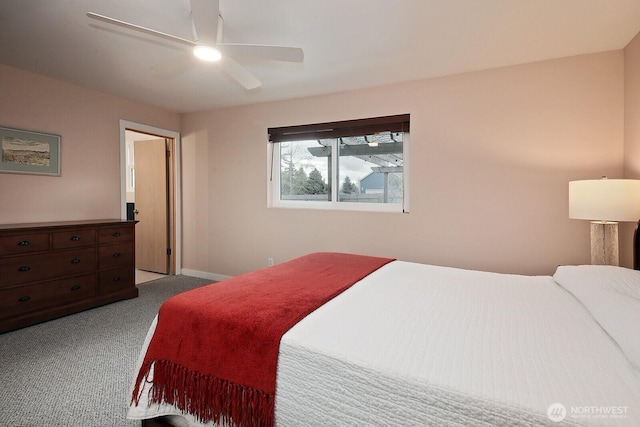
[132,360,275,427]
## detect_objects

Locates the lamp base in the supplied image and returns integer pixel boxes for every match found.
[590,221,619,266]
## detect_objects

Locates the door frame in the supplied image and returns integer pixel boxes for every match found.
[119,119,182,275]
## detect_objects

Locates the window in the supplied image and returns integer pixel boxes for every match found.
[268,114,409,212]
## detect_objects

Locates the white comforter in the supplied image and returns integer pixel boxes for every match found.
[128,261,640,426]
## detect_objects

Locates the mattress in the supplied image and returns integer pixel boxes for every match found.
[128,261,640,426]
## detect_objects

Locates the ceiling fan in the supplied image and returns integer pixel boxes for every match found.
[87,0,303,90]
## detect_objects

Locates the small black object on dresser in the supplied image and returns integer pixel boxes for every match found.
[0,219,138,333]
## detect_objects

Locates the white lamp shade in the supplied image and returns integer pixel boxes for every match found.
[569,179,640,222]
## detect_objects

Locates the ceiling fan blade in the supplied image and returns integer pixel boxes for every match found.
[87,12,196,48]
[190,0,219,45]
[220,57,261,90]
[218,44,304,63]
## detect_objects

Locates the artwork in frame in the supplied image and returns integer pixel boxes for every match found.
[0,126,61,176]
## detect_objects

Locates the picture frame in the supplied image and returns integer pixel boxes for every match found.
[0,126,61,176]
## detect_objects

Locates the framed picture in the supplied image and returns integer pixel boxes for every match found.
[0,126,61,176]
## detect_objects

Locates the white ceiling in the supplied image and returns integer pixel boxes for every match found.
[1,0,640,114]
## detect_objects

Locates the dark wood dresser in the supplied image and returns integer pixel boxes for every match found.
[0,219,138,333]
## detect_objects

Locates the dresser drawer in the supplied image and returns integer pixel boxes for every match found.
[0,232,50,256]
[99,266,135,293]
[98,226,134,244]
[0,273,98,319]
[0,248,97,287]
[0,220,137,332]
[99,243,134,269]
[52,229,96,250]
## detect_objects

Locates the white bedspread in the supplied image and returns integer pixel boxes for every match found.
[276,261,640,426]
[553,265,640,375]
[128,261,640,426]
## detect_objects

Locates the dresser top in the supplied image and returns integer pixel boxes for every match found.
[0,219,137,231]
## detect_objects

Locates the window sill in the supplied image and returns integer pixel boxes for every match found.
[269,201,407,213]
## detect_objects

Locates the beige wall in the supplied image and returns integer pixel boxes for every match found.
[0,47,632,277]
[182,51,625,276]
[623,32,640,265]
[625,32,640,178]
[0,65,180,224]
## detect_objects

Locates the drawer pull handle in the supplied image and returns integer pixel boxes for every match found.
[70,235,81,241]
[17,240,31,246]
[112,252,121,257]
[71,258,81,264]
[112,232,121,237]
[18,296,30,302]
[18,266,30,272]
[112,276,122,281]
[70,285,81,291]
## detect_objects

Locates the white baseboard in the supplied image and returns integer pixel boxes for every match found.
[180,268,232,282]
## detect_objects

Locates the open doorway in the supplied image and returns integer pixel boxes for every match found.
[119,120,181,283]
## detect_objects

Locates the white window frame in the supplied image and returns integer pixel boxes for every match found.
[267,133,410,214]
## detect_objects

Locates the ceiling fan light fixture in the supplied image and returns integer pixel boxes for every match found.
[86,4,303,91]
[193,45,221,62]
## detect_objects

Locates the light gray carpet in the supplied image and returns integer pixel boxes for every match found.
[0,275,213,427]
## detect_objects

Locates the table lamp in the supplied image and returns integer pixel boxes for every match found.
[569,177,640,265]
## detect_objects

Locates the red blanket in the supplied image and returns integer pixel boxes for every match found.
[131,252,394,427]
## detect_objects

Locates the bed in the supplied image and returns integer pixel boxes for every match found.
[127,250,640,427]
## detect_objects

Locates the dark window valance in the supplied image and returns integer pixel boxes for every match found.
[268,114,410,143]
